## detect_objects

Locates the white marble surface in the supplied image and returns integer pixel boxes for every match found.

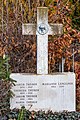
[22,7,63,75]
[37,35,48,74]
[22,24,36,35]
[10,72,76,112]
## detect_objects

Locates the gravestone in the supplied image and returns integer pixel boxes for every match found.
[22,7,63,74]
[10,7,76,112]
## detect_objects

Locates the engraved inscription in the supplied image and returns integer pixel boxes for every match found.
[10,73,75,112]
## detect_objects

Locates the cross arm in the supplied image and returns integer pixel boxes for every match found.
[48,23,63,35]
[22,24,36,35]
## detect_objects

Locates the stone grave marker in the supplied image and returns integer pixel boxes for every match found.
[10,7,76,112]
[22,7,63,74]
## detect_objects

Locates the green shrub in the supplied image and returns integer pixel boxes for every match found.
[0,55,15,115]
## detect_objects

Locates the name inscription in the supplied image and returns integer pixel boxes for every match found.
[10,73,75,112]
[11,82,73,107]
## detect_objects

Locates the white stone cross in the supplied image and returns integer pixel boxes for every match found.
[22,7,63,74]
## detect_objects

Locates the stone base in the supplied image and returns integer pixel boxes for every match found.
[10,72,76,112]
